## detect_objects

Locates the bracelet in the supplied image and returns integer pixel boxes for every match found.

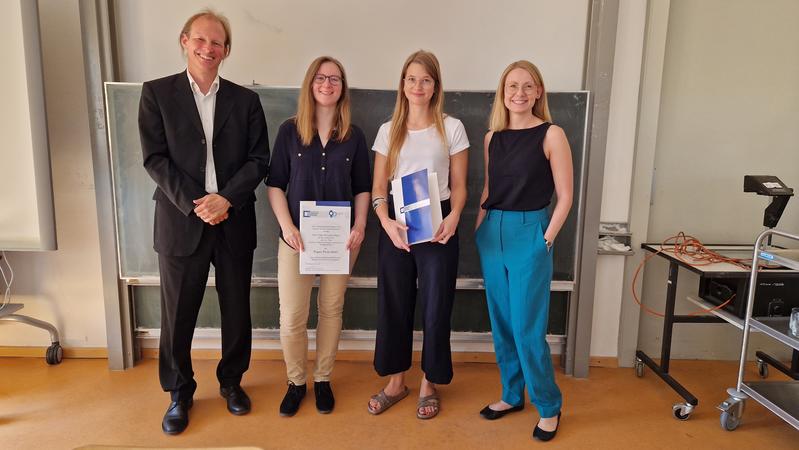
[371,197,387,210]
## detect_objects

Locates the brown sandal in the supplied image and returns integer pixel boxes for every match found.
[367,386,409,415]
[416,392,440,419]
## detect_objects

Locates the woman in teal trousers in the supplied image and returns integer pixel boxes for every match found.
[474,60,573,442]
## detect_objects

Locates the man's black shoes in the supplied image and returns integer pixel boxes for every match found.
[220,385,251,415]
[162,386,248,435]
[314,381,335,414]
[279,381,307,417]
[162,399,192,435]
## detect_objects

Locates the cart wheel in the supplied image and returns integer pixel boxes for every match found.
[756,359,768,379]
[672,403,693,421]
[46,343,63,365]
[634,358,644,378]
[720,411,740,431]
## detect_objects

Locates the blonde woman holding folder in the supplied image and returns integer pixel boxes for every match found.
[368,50,469,419]
[266,56,371,417]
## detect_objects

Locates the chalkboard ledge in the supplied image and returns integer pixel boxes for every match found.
[122,276,575,291]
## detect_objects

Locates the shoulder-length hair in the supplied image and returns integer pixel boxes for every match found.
[295,56,352,147]
[385,50,447,179]
[489,60,552,132]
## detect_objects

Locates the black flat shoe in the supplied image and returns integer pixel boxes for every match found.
[162,398,193,435]
[479,403,524,420]
[533,412,562,442]
[314,381,335,414]
[279,381,306,417]
[220,385,251,415]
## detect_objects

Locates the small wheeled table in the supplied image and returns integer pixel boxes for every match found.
[635,243,799,420]
[0,303,63,364]
[718,230,799,431]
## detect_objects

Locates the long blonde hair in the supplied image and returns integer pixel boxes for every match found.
[295,56,352,146]
[488,60,551,131]
[386,50,447,179]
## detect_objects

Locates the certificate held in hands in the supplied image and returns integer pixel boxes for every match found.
[391,168,442,245]
[299,201,351,274]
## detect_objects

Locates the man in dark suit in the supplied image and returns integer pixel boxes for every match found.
[138,10,269,435]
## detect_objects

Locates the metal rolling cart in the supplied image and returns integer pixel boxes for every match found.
[718,228,799,432]
[0,303,63,364]
[0,254,63,365]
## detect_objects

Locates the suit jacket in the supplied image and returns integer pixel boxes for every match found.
[138,72,270,257]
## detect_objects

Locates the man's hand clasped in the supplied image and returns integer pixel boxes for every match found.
[193,193,231,226]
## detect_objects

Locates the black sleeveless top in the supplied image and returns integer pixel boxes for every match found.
[481,123,554,211]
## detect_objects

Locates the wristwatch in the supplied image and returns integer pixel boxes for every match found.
[545,239,553,252]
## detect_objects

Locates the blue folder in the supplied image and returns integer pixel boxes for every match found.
[398,169,434,244]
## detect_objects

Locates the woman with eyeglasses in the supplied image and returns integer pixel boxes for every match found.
[367,50,469,419]
[474,61,572,441]
[266,56,371,417]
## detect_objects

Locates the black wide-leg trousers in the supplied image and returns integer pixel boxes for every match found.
[374,200,459,384]
[157,224,253,402]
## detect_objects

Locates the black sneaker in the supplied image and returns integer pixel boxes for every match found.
[279,381,306,417]
[314,381,335,414]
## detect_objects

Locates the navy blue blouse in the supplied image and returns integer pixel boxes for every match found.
[265,119,372,230]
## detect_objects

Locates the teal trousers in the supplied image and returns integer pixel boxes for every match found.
[475,208,562,418]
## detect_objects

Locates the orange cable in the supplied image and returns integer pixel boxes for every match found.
[631,232,746,318]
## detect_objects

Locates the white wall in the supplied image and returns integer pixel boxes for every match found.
[591,255,625,357]
[113,0,590,90]
[637,0,799,359]
[600,0,645,223]
[0,0,106,347]
[590,0,647,359]
[0,0,56,251]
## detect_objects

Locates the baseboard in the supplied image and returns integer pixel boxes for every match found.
[2,347,623,369]
[0,346,108,359]
[589,356,619,368]
[0,345,618,368]
[0,345,623,370]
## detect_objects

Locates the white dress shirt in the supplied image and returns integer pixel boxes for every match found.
[187,70,220,193]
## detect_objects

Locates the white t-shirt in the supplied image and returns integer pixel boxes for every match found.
[372,115,469,200]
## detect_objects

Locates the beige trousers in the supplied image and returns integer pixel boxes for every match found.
[277,239,359,385]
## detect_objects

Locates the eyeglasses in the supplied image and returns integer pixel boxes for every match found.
[313,74,342,86]
[506,83,537,95]
[404,76,435,88]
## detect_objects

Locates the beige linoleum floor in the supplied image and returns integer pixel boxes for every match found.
[0,357,796,449]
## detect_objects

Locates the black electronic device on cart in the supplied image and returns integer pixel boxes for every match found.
[701,175,797,318]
